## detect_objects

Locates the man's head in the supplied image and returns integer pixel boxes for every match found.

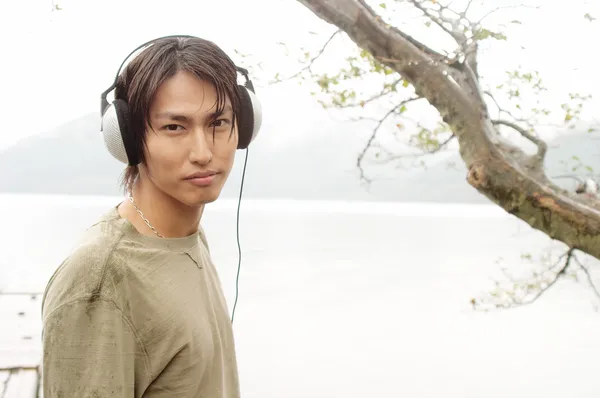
[114,36,241,207]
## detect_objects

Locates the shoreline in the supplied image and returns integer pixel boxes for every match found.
[0,193,507,218]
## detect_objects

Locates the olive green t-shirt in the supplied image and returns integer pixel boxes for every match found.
[41,205,240,397]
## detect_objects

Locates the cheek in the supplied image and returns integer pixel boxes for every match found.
[217,140,237,169]
[144,135,187,179]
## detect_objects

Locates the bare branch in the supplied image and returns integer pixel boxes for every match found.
[407,0,482,77]
[336,78,404,108]
[409,0,463,42]
[519,248,575,306]
[462,0,476,17]
[573,254,600,301]
[437,1,466,19]
[432,134,455,151]
[356,96,421,181]
[484,91,530,124]
[374,133,456,166]
[474,248,576,311]
[492,119,547,159]
[270,29,342,84]
[484,90,545,137]
[477,4,541,24]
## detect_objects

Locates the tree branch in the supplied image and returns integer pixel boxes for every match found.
[492,119,547,159]
[408,0,482,78]
[409,0,465,43]
[473,248,576,310]
[484,91,532,126]
[336,78,404,108]
[517,248,575,307]
[462,0,476,17]
[356,96,421,181]
[296,0,496,156]
[372,133,456,167]
[572,254,600,301]
[296,0,600,260]
[477,4,541,24]
[270,29,342,84]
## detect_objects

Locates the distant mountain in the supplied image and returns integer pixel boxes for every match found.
[0,113,598,203]
[0,112,406,201]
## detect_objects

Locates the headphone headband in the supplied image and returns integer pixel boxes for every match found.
[99,34,263,165]
[100,35,254,116]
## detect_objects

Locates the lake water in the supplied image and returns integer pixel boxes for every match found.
[1,193,600,397]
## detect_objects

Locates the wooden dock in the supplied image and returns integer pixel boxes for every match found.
[0,293,43,398]
[0,367,41,398]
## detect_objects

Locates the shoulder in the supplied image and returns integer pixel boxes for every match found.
[41,207,130,320]
[198,224,211,252]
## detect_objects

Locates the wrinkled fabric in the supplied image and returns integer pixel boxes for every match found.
[41,205,240,397]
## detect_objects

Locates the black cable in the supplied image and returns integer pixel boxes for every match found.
[231,147,249,324]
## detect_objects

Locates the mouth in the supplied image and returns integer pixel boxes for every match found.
[184,171,219,187]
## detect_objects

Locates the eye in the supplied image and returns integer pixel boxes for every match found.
[210,119,231,128]
[163,124,184,132]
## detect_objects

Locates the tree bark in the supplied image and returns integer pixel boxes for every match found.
[296,0,600,259]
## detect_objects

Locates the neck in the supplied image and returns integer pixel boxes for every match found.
[119,178,204,238]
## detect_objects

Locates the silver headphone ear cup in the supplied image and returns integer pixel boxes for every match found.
[246,88,262,143]
[101,103,129,164]
[236,85,262,150]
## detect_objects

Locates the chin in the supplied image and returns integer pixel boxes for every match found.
[179,187,222,207]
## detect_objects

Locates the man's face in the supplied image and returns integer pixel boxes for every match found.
[140,70,238,207]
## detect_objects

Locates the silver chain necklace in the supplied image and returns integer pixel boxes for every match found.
[128,193,164,238]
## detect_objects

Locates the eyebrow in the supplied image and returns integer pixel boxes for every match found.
[155,105,233,122]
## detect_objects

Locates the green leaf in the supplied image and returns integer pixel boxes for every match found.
[379,3,386,9]
[473,28,507,41]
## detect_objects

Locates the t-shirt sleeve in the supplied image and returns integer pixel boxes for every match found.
[42,296,149,397]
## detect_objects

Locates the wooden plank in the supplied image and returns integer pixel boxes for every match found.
[0,294,43,397]
[0,371,10,396]
[0,367,40,398]
[0,294,43,370]
[37,372,43,398]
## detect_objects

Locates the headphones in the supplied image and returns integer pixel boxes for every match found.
[100,35,263,165]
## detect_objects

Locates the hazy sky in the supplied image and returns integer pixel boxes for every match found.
[1,0,598,152]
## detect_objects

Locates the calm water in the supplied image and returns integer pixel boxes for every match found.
[1,193,600,397]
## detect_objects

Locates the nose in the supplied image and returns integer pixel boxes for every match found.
[188,129,213,165]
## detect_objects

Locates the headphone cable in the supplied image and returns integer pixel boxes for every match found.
[231,147,249,324]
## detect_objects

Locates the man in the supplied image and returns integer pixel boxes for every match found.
[41,36,260,397]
